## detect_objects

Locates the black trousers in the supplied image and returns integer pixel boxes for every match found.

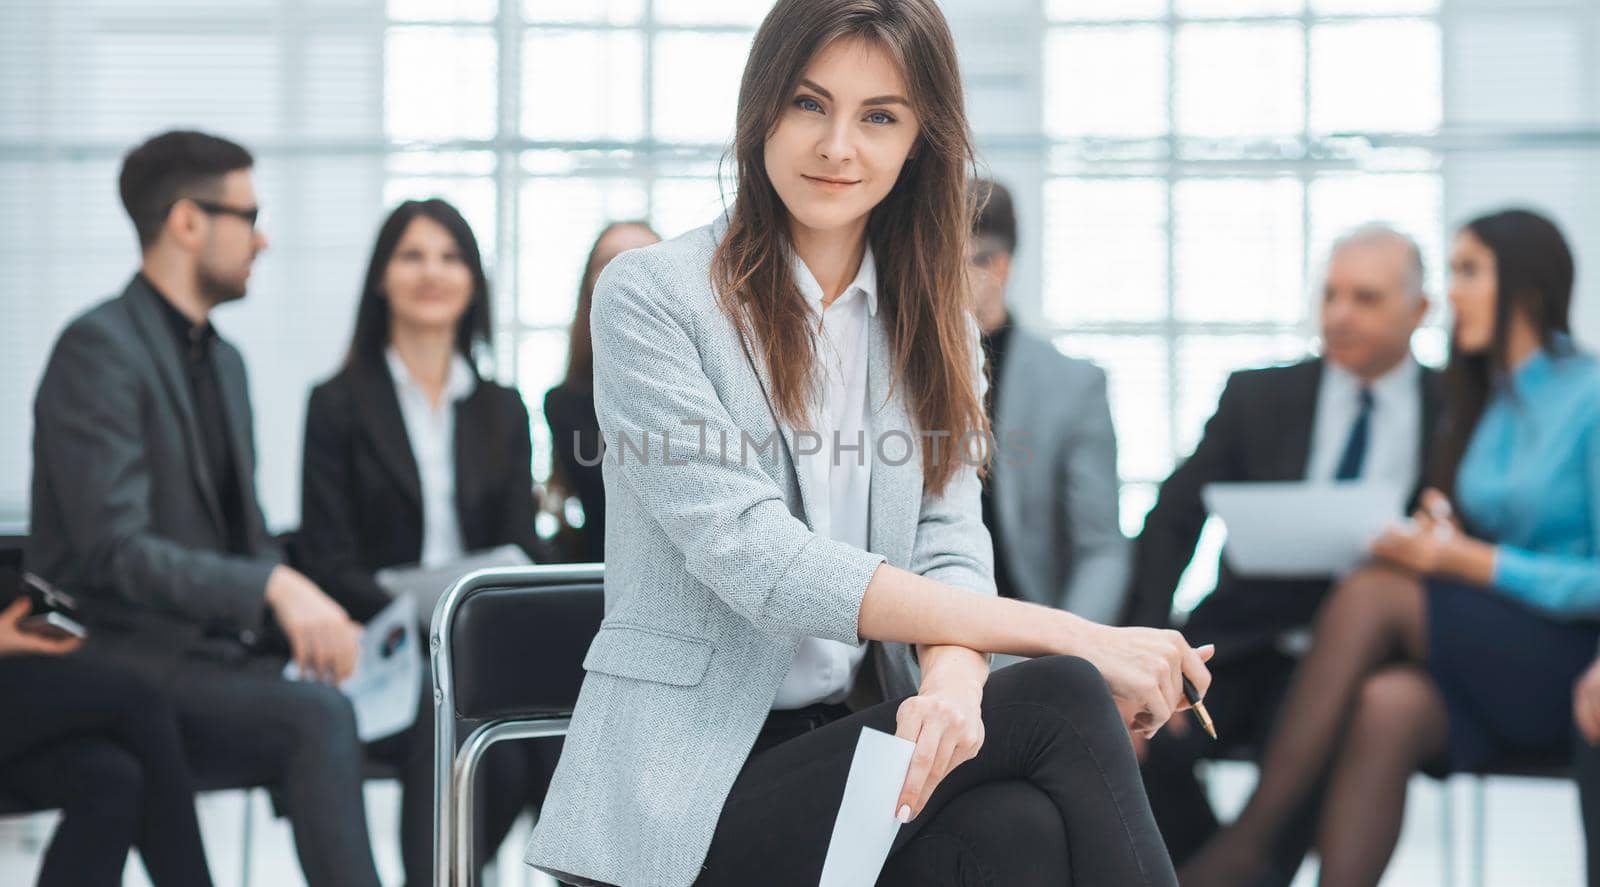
[163,648,383,887]
[0,654,212,887]
[1138,645,1317,885]
[696,655,1176,887]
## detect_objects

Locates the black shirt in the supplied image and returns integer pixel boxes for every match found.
[979,317,1018,600]
[145,275,250,556]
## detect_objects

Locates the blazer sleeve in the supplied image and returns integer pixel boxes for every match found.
[909,319,997,599]
[298,383,393,623]
[1122,369,1249,627]
[32,320,273,631]
[545,386,607,534]
[496,390,544,563]
[589,250,884,644]
[1057,363,1130,624]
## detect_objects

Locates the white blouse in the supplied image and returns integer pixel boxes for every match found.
[385,346,478,568]
[770,245,878,711]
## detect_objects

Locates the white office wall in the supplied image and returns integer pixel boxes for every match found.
[0,0,388,528]
[1442,0,1600,343]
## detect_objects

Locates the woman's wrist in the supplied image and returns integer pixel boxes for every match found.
[1439,536,1497,585]
[1040,607,1101,658]
[917,644,989,697]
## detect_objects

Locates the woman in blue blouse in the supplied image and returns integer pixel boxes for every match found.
[1183,208,1598,887]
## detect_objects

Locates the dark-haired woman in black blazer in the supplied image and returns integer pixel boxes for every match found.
[298,198,554,886]
[544,220,659,564]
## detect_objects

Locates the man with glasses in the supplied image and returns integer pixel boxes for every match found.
[27,130,382,887]
[967,179,1129,630]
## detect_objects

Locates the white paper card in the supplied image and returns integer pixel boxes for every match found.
[283,595,421,742]
[819,727,917,887]
[1202,482,1407,578]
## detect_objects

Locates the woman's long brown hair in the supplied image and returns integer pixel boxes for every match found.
[711,0,987,495]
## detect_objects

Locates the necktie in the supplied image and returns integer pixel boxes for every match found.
[1334,387,1374,481]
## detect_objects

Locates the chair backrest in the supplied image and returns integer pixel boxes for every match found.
[433,564,605,723]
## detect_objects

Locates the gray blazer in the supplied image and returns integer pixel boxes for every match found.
[525,223,997,887]
[990,328,1128,623]
[27,276,279,685]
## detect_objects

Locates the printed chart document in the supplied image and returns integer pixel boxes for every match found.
[375,544,532,620]
[283,595,420,742]
[1203,482,1407,578]
[819,727,917,887]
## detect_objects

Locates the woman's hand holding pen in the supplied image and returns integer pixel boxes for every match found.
[1079,625,1214,740]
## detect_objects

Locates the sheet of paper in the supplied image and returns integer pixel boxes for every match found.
[1202,482,1407,578]
[283,595,421,742]
[375,544,532,622]
[819,727,916,887]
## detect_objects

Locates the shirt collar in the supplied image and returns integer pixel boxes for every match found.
[141,272,216,355]
[791,243,878,316]
[1325,355,1420,405]
[385,346,478,406]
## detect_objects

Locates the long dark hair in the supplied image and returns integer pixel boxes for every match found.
[709,0,986,495]
[343,198,492,371]
[564,220,660,389]
[1431,208,1575,496]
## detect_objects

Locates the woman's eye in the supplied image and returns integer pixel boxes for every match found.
[795,96,823,113]
[866,111,895,125]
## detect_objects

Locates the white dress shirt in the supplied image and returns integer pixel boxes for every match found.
[770,245,878,711]
[1304,356,1422,488]
[385,347,478,568]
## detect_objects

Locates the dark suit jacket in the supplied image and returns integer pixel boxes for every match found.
[544,382,605,564]
[297,355,540,622]
[1122,358,1442,661]
[27,276,280,681]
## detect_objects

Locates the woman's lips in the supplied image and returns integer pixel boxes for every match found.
[803,174,860,192]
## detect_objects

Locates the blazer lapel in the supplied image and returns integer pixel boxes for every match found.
[988,331,1027,559]
[352,360,424,509]
[732,321,824,531]
[1280,359,1323,479]
[453,386,488,539]
[865,314,918,563]
[123,278,226,534]
[214,345,267,545]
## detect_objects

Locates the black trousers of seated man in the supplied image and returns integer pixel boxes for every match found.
[695,655,1177,887]
[160,646,384,887]
[1138,646,1323,887]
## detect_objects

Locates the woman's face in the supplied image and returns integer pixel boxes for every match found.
[1447,229,1498,354]
[383,215,474,336]
[763,36,922,239]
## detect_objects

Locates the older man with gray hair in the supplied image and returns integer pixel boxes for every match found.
[1124,222,1444,882]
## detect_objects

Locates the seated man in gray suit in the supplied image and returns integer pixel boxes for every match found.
[27,130,382,887]
[969,180,1129,625]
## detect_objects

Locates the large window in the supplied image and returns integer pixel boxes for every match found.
[383,1,765,488]
[1040,0,1444,608]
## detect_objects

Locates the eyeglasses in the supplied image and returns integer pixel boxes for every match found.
[177,197,262,229]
